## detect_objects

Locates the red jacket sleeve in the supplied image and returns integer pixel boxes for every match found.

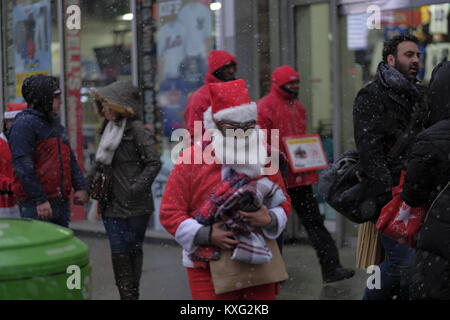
[160,161,193,236]
[184,88,209,137]
[184,94,200,137]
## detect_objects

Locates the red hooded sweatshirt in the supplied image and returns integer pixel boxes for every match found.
[257,65,318,189]
[184,50,237,136]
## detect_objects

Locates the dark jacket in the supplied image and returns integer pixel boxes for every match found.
[353,62,427,197]
[91,81,161,218]
[401,61,450,299]
[8,109,87,204]
[9,74,86,205]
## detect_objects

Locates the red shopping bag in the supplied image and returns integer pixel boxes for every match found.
[376,170,426,247]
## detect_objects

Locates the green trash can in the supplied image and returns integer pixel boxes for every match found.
[0,218,91,300]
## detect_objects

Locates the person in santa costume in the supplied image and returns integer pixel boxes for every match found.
[160,79,291,300]
[258,65,355,283]
[184,49,237,137]
[0,103,27,218]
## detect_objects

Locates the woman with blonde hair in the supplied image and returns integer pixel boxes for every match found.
[90,81,161,300]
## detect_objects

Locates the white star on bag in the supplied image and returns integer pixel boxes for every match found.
[395,202,417,227]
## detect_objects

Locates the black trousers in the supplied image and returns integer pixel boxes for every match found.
[287,185,341,274]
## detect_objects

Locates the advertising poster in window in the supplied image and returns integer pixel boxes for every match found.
[152,0,213,230]
[156,0,212,138]
[283,134,328,173]
[12,0,52,98]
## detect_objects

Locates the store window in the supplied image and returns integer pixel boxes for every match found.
[152,0,215,230]
[79,0,132,175]
[2,0,59,104]
[339,3,450,151]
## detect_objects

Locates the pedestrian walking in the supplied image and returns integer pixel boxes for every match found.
[352,35,427,300]
[90,81,161,300]
[0,103,27,218]
[160,79,291,300]
[8,74,89,227]
[184,49,237,138]
[258,65,355,283]
[401,61,450,299]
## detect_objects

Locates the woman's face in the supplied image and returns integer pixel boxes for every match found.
[102,105,117,121]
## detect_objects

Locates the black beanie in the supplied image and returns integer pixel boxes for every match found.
[22,74,60,115]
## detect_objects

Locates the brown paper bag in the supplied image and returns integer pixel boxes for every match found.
[209,239,288,295]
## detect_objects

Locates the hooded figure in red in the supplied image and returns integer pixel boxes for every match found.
[258,65,316,188]
[184,50,237,137]
[258,65,355,283]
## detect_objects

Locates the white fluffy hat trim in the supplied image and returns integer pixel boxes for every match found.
[203,102,257,130]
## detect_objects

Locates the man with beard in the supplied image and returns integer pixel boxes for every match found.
[8,75,89,227]
[258,65,355,283]
[353,34,427,300]
[160,79,291,300]
[184,50,237,138]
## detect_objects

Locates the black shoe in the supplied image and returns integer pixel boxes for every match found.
[323,267,355,284]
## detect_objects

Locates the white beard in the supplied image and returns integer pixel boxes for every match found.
[210,127,268,177]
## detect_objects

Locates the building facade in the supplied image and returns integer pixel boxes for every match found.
[1,0,449,246]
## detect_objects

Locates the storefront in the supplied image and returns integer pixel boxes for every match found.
[3,0,448,243]
[270,0,450,246]
[0,0,225,227]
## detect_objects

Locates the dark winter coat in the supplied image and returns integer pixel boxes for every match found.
[8,74,87,206]
[401,61,450,299]
[353,62,427,198]
[91,81,161,218]
[183,50,237,136]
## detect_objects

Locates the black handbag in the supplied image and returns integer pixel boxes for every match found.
[318,108,422,224]
[89,168,113,203]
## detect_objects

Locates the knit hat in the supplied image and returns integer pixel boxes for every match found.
[4,103,27,119]
[204,79,257,129]
[272,65,301,88]
[208,50,237,74]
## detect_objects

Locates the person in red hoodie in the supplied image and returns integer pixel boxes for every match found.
[258,65,355,283]
[0,103,27,218]
[184,50,237,138]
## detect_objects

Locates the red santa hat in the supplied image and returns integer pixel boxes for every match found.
[203,79,257,129]
[4,103,27,120]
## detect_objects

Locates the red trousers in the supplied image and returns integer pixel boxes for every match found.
[187,266,277,300]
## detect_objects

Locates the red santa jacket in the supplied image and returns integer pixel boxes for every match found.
[257,66,318,189]
[160,145,291,268]
[184,50,237,136]
[0,133,19,216]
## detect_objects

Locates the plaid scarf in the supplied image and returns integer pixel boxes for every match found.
[190,168,285,266]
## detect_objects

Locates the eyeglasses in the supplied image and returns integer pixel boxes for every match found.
[215,120,256,135]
